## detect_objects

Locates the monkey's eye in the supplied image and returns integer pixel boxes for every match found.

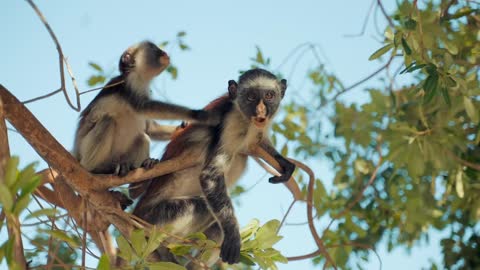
[247,92,257,102]
[265,90,276,101]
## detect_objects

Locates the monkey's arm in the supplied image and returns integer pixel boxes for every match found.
[145,120,179,141]
[259,139,296,183]
[137,100,220,125]
[199,154,241,265]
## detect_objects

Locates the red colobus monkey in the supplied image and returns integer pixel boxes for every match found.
[132,68,295,268]
[73,41,219,178]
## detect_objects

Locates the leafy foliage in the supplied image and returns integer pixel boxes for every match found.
[265,0,480,269]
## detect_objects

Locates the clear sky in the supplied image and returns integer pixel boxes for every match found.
[1,0,443,269]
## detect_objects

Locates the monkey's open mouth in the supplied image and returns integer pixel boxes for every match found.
[253,117,267,128]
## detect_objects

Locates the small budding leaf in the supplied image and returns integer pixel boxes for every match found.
[167,66,178,79]
[88,62,103,72]
[368,44,394,61]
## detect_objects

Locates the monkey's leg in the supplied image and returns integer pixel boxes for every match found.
[199,154,241,265]
[80,115,117,173]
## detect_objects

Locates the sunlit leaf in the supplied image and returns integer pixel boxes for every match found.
[4,156,19,187]
[88,62,103,72]
[368,43,393,61]
[97,254,111,270]
[464,97,478,124]
[147,262,186,270]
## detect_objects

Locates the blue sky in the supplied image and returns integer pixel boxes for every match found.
[1,0,443,269]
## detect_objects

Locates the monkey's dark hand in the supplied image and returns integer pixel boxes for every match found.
[109,190,133,210]
[220,228,241,264]
[268,162,295,184]
[191,110,221,126]
[114,162,135,177]
[141,158,160,170]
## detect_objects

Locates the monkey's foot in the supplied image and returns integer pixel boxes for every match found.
[110,190,133,210]
[141,158,160,170]
[220,232,241,264]
[114,163,135,177]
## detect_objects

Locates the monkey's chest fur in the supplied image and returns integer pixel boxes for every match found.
[135,108,266,228]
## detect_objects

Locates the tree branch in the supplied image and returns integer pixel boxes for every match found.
[24,0,81,111]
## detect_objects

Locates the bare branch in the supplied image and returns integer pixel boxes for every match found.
[377,0,395,28]
[344,0,377,37]
[325,55,395,105]
[25,0,80,111]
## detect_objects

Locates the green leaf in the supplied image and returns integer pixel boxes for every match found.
[166,66,178,79]
[87,75,106,87]
[130,229,146,257]
[25,208,58,220]
[464,97,479,124]
[401,37,412,55]
[179,43,190,51]
[39,229,80,248]
[116,235,134,261]
[88,62,103,72]
[440,87,451,106]
[177,31,186,37]
[255,46,265,64]
[144,226,167,256]
[4,156,19,187]
[13,194,31,215]
[0,183,13,212]
[255,220,283,249]
[239,253,256,265]
[96,254,111,270]
[423,74,439,104]
[368,43,393,61]
[168,244,192,256]
[404,18,417,30]
[159,41,169,48]
[241,219,260,242]
[147,262,186,270]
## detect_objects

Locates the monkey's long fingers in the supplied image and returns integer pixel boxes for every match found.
[220,237,241,264]
[141,158,160,170]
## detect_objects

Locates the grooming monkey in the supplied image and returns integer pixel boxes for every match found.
[73,41,219,179]
[132,69,295,268]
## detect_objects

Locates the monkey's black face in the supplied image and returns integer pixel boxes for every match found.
[229,69,287,129]
[237,86,282,128]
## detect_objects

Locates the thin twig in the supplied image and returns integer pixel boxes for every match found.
[344,0,377,37]
[324,55,395,106]
[25,0,80,111]
[377,0,395,28]
[79,80,124,95]
[325,145,383,232]
[278,200,297,232]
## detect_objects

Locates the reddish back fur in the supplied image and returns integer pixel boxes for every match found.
[162,94,230,161]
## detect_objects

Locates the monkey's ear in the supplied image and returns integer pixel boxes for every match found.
[119,52,134,74]
[280,79,287,98]
[228,80,238,99]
